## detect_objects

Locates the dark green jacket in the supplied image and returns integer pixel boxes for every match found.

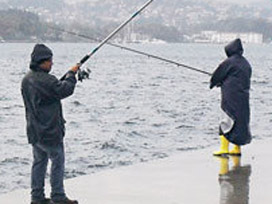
[21,67,77,144]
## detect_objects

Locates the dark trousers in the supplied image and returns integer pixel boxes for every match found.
[31,142,66,202]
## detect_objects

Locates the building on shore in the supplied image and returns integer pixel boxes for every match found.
[0,36,5,43]
[192,31,263,44]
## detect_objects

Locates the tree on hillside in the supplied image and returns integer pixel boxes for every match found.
[8,0,65,12]
[0,9,41,40]
[0,9,62,41]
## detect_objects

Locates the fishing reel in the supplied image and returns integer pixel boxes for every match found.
[78,68,91,82]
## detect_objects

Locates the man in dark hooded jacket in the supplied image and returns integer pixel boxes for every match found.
[21,44,79,204]
[210,38,252,156]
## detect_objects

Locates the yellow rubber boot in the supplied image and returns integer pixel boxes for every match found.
[230,156,241,168]
[213,135,229,156]
[229,145,241,156]
[218,156,229,175]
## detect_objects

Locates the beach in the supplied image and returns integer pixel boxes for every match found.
[0,138,271,204]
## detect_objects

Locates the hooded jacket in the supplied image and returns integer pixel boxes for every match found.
[210,39,252,145]
[21,66,77,145]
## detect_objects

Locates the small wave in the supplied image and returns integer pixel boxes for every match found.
[127,131,144,137]
[116,160,132,166]
[177,145,206,152]
[81,141,93,145]
[2,105,22,110]
[175,124,194,129]
[124,121,137,125]
[152,123,167,128]
[4,139,19,145]
[148,83,160,87]
[71,100,83,106]
[88,162,111,169]
[101,140,128,152]
[130,84,142,89]
[123,117,146,126]
[155,76,169,80]
[176,147,198,151]
[0,97,10,101]
[69,121,80,128]
[0,157,30,166]
[65,169,87,179]
[152,152,168,159]
[252,79,269,85]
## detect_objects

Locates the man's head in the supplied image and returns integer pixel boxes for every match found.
[30,44,53,72]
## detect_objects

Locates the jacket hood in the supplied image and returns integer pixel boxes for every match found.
[224,38,244,57]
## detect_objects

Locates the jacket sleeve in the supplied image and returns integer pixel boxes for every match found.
[210,60,231,89]
[49,71,77,100]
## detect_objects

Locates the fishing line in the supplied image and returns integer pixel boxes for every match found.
[49,27,212,76]
[72,0,154,81]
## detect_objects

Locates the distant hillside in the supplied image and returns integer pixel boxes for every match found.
[0,9,62,41]
[0,9,41,40]
[0,0,272,42]
[7,0,65,11]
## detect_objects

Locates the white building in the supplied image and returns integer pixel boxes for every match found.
[0,36,5,43]
[211,32,263,44]
[195,31,263,44]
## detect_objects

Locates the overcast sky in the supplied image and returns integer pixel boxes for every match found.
[210,0,266,3]
[0,0,268,5]
[0,0,268,4]
[66,0,267,3]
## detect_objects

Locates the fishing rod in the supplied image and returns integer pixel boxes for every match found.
[50,28,212,77]
[69,0,153,81]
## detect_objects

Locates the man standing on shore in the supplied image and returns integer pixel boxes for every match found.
[21,44,79,204]
[210,38,252,156]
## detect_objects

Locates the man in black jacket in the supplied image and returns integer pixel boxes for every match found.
[21,44,79,204]
[210,38,252,156]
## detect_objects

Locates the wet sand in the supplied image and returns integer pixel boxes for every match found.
[0,138,271,204]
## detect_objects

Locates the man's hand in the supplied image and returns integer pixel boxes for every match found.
[70,64,80,73]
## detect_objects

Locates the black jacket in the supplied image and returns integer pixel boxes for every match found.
[21,66,77,145]
[210,39,252,145]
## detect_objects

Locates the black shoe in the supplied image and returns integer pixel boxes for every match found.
[31,198,52,204]
[51,198,78,204]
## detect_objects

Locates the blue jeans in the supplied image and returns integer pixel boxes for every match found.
[31,142,66,202]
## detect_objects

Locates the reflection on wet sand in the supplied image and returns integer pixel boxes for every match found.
[216,156,251,204]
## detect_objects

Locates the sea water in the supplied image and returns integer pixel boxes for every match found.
[0,42,271,194]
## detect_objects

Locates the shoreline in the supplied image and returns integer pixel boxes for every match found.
[0,138,271,203]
